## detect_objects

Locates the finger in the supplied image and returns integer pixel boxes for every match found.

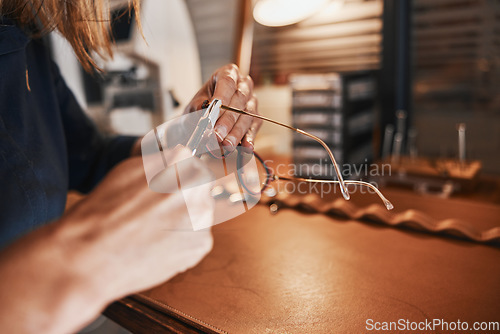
[241,121,263,149]
[241,118,263,149]
[241,96,262,149]
[225,94,258,149]
[214,77,253,144]
[241,126,256,149]
[211,64,240,106]
[222,112,253,151]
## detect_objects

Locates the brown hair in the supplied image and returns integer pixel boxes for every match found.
[0,0,141,71]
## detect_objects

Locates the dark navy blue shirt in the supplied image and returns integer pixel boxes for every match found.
[0,21,137,248]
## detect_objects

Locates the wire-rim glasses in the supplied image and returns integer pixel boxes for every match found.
[201,99,394,210]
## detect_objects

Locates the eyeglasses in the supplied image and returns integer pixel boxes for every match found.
[200,99,394,211]
[141,99,393,229]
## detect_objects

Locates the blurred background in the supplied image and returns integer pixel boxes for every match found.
[51,0,500,201]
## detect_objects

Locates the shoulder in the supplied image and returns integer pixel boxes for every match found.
[0,18,32,95]
[0,18,31,57]
[0,18,57,102]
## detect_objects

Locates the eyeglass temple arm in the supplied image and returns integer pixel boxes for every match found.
[215,103,351,201]
[273,175,394,211]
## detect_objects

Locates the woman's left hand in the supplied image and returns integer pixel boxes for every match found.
[184,64,262,151]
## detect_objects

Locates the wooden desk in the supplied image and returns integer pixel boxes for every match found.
[104,189,500,333]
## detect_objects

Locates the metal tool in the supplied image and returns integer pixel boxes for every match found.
[186,99,222,155]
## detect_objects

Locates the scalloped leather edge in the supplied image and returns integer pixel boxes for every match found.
[262,193,500,245]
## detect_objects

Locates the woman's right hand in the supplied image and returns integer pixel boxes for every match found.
[63,154,214,294]
[0,154,214,334]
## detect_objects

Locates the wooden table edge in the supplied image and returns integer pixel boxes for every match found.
[104,297,210,334]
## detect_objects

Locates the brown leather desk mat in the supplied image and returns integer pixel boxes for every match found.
[261,188,500,244]
[132,188,500,333]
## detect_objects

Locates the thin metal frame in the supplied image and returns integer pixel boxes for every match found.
[238,151,394,210]
[203,100,394,210]
[208,102,351,201]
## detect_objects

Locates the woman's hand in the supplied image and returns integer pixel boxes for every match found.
[0,155,213,334]
[63,155,214,295]
[185,64,262,151]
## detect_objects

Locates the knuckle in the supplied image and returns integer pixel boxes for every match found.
[240,115,253,129]
[229,125,247,139]
[235,87,250,101]
[219,75,237,90]
[247,97,258,114]
[219,64,239,79]
[245,75,254,89]
[220,120,236,134]
[222,110,239,124]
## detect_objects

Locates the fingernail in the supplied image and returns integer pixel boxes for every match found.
[240,143,253,155]
[242,134,254,150]
[222,136,236,152]
[215,131,224,142]
[215,125,227,142]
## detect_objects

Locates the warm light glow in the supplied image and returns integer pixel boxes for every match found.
[253,0,332,27]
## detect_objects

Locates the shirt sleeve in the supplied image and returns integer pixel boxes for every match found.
[51,61,138,193]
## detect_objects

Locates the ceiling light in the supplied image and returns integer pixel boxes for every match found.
[253,0,332,27]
